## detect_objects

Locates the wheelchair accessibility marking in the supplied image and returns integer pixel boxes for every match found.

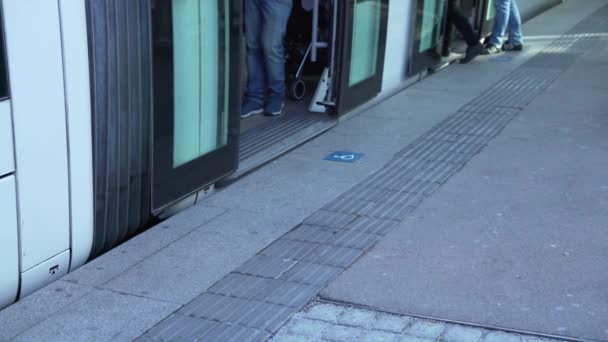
[324,151,364,163]
[490,55,513,63]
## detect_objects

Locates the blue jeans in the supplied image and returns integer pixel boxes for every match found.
[244,0,292,106]
[488,0,523,47]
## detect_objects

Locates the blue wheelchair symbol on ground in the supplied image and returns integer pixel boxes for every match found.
[490,55,513,63]
[324,151,364,163]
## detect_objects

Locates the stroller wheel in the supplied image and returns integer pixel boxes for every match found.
[289,79,306,101]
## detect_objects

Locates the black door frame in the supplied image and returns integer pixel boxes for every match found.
[150,0,243,212]
[477,0,496,40]
[407,0,449,76]
[336,0,389,115]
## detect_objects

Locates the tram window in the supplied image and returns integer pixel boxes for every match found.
[419,0,447,52]
[170,0,229,168]
[486,0,496,20]
[0,9,8,100]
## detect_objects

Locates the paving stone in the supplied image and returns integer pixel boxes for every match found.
[202,322,270,342]
[389,178,441,195]
[62,206,228,288]
[208,273,278,299]
[304,303,346,323]
[11,288,179,342]
[323,196,377,215]
[303,210,358,229]
[485,331,522,342]
[423,130,462,143]
[302,245,363,268]
[178,293,292,333]
[403,140,456,164]
[435,150,475,165]
[365,158,428,188]
[341,186,396,202]
[338,308,377,328]
[325,229,381,250]
[282,225,336,244]
[102,208,297,305]
[274,302,569,342]
[271,333,312,342]
[377,187,427,206]
[178,293,248,321]
[396,137,451,160]
[443,325,484,342]
[287,318,330,338]
[523,338,560,342]
[261,280,320,309]
[410,159,460,184]
[404,320,446,339]
[260,239,320,261]
[343,216,397,236]
[398,336,434,342]
[139,314,219,341]
[359,197,418,221]
[362,330,401,342]
[235,254,298,279]
[372,314,413,333]
[0,280,93,341]
[281,261,343,286]
[321,324,365,341]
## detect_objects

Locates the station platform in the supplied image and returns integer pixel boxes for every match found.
[1,1,607,341]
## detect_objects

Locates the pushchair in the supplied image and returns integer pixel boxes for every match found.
[284,0,332,101]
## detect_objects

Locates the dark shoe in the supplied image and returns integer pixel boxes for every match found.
[264,95,284,116]
[240,101,263,119]
[460,43,483,64]
[503,41,523,52]
[481,44,502,55]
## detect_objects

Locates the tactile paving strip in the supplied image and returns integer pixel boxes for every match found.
[138,5,608,341]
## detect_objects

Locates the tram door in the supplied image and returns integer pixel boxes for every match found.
[151,0,242,212]
[408,0,449,75]
[478,0,496,39]
[0,4,18,308]
[336,0,390,114]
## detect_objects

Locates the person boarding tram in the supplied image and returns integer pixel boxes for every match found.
[447,0,484,64]
[482,0,524,54]
[241,0,293,118]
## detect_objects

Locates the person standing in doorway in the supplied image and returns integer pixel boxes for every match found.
[241,0,293,118]
[448,0,483,64]
[482,0,524,54]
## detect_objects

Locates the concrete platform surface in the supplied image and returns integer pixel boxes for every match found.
[321,2,608,341]
[1,1,607,341]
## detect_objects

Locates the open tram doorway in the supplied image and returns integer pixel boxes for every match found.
[148,0,391,209]
[235,0,338,179]
[234,0,390,180]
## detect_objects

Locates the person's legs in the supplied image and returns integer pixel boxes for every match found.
[448,0,483,63]
[261,0,292,115]
[448,0,477,47]
[487,0,511,47]
[505,0,523,47]
[242,0,266,117]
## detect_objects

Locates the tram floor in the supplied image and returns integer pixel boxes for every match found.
[229,87,336,181]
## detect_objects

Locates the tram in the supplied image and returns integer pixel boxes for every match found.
[0,0,561,309]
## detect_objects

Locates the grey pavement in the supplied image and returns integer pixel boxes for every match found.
[321,2,608,342]
[1,1,607,341]
[273,302,565,342]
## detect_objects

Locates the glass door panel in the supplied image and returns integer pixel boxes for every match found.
[173,0,228,167]
[478,0,496,38]
[338,0,389,114]
[152,0,241,211]
[349,0,381,87]
[486,0,495,19]
[408,0,448,76]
